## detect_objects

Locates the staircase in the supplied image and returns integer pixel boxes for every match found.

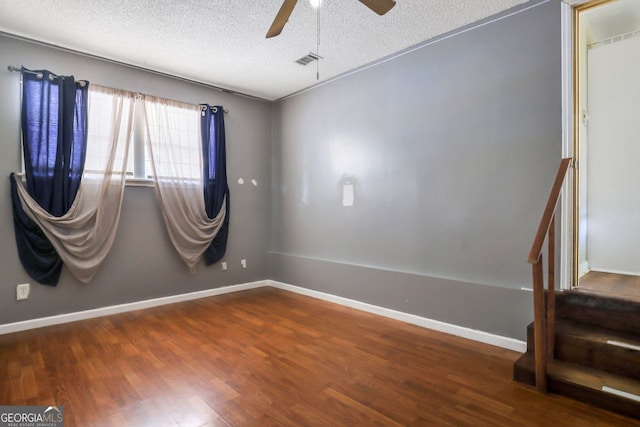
[514,290,640,419]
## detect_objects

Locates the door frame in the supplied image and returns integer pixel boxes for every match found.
[561,0,616,290]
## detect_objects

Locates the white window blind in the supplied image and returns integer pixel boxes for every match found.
[143,99,202,182]
[85,88,134,177]
[85,86,202,182]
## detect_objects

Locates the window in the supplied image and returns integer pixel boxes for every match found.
[85,87,203,183]
[144,98,202,182]
[85,87,134,177]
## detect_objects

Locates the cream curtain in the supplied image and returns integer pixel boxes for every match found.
[12,85,135,283]
[143,96,226,272]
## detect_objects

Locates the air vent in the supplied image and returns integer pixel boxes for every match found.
[295,52,322,66]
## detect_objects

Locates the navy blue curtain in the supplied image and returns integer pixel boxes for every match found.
[201,105,229,265]
[10,68,89,286]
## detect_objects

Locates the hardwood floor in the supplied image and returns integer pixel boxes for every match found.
[1,287,638,426]
[579,271,640,300]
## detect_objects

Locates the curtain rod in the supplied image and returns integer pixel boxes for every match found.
[200,104,229,114]
[7,65,229,114]
[135,92,228,114]
[8,65,228,113]
[8,65,87,87]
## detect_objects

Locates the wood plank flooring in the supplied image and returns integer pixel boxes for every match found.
[579,271,640,300]
[1,287,639,426]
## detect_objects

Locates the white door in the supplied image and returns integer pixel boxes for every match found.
[586,34,640,275]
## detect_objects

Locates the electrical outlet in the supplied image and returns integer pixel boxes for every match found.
[241,259,247,269]
[16,283,30,301]
[221,262,227,271]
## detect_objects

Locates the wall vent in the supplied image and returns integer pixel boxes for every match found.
[295,52,322,66]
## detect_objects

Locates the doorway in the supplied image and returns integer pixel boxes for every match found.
[573,0,640,298]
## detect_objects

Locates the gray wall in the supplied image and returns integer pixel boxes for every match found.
[0,35,272,324]
[270,0,561,340]
[1,0,563,343]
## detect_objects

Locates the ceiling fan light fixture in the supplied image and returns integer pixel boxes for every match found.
[267,0,395,38]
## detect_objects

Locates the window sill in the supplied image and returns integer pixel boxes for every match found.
[126,178,155,187]
[14,173,156,188]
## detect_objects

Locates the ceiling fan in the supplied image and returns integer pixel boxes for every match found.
[266,0,396,38]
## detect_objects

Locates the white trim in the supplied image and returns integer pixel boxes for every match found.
[606,340,640,352]
[0,279,526,353]
[602,386,640,403]
[267,280,527,353]
[0,281,267,335]
[560,0,575,291]
[562,0,590,5]
[125,177,155,187]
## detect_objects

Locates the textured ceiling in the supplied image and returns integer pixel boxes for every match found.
[0,0,529,101]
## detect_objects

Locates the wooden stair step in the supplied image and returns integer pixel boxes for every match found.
[514,352,640,419]
[525,321,640,380]
[554,321,640,347]
[555,292,640,336]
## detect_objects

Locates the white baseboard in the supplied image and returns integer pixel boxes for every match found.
[0,281,267,335]
[267,280,527,353]
[0,279,526,353]
[578,261,590,278]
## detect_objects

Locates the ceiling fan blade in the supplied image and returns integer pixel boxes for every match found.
[266,0,299,38]
[358,0,396,15]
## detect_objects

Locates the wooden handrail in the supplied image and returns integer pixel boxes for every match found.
[528,157,572,393]
[528,158,572,264]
